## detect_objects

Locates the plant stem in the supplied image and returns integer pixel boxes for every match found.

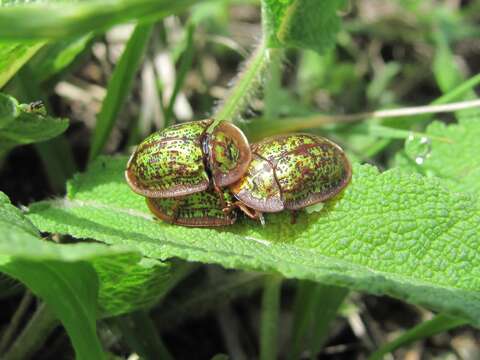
[4,302,59,360]
[367,313,467,360]
[211,38,279,130]
[245,98,480,140]
[0,290,33,354]
[260,274,282,360]
[115,310,173,360]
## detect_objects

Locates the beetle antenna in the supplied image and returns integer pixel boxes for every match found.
[259,213,265,227]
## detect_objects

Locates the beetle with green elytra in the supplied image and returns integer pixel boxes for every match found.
[125,119,251,198]
[226,133,352,224]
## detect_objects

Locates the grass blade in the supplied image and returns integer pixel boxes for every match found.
[368,314,467,360]
[3,303,59,360]
[309,285,348,356]
[0,0,200,40]
[0,42,45,88]
[288,281,317,360]
[288,282,348,360]
[260,275,282,360]
[88,23,152,162]
[164,23,196,127]
[115,310,173,360]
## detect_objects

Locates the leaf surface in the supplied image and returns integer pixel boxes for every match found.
[0,93,69,157]
[396,111,480,197]
[30,34,93,83]
[0,0,200,40]
[0,42,44,88]
[27,156,480,325]
[262,0,345,53]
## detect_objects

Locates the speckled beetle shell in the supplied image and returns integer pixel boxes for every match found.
[230,134,352,213]
[125,120,251,198]
[146,190,237,227]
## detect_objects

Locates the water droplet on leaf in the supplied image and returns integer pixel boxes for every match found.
[405,134,432,166]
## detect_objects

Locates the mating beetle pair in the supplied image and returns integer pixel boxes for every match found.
[125,120,352,227]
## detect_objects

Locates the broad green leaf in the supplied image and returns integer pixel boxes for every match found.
[262,0,345,54]
[93,256,171,317]
[0,191,171,357]
[396,111,480,197]
[0,93,69,157]
[27,156,480,325]
[0,42,44,88]
[0,0,201,40]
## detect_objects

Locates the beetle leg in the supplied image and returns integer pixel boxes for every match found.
[258,212,265,226]
[222,201,235,214]
[213,183,227,209]
[224,201,265,225]
[170,197,182,224]
[247,208,265,226]
[290,210,298,225]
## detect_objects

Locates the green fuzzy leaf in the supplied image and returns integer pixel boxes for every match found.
[0,92,18,129]
[0,191,171,357]
[93,256,171,317]
[396,111,480,197]
[262,0,345,53]
[27,156,480,325]
[0,92,69,157]
[0,42,44,88]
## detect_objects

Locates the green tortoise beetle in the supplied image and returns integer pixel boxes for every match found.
[227,134,352,223]
[125,119,251,198]
[146,189,237,227]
